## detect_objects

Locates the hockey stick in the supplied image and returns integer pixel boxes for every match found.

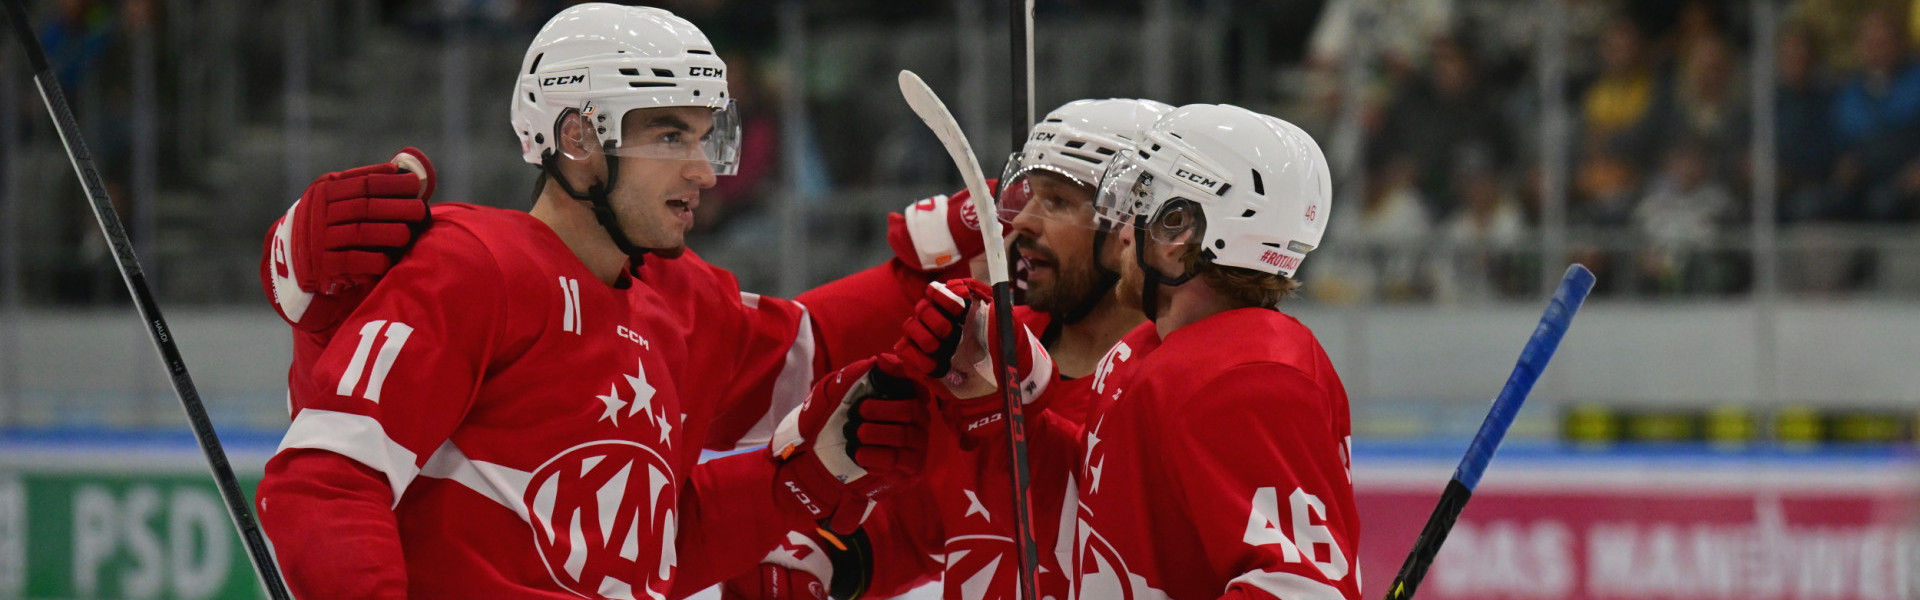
[898,69,1043,600]
[1382,263,1594,600]
[0,3,292,599]
[1010,0,1034,152]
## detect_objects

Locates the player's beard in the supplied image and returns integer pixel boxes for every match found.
[1014,233,1102,315]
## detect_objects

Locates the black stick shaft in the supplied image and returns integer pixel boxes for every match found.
[1,3,290,598]
[1010,0,1033,150]
[1006,0,1041,597]
[993,282,1041,600]
[1383,480,1471,599]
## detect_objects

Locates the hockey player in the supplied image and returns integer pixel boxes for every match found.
[900,104,1360,600]
[253,5,934,599]
[725,99,1175,600]
[1072,103,1358,599]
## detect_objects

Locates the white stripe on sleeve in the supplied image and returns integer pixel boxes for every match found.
[276,408,422,506]
[734,299,817,450]
[1225,570,1347,600]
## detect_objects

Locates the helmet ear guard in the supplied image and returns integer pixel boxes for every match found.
[553,109,598,162]
[1131,198,1207,320]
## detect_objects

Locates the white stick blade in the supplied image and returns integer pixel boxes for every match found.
[896,70,1011,284]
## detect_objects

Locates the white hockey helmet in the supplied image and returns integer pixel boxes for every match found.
[511,3,740,174]
[996,98,1174,224]
[1093,104,1331,278]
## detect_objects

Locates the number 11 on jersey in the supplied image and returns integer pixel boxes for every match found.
[338,320,414,402]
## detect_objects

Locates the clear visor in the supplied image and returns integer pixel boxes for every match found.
[1093,150,1202,245]
[1092,150,1154,227]
[996,153,1102,229]
[570,99,743,176]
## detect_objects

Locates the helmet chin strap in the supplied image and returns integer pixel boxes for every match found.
[541,142,651,264]
[1131,215,1200,322]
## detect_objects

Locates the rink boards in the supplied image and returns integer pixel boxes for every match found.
[0,437,1913,600]
[1354,443,1920,600]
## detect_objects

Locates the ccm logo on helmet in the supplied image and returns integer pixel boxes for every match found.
[1176,168,1221,191]
[688,66,723,78]
[1031,131,1057,142]
[539,68,591,91]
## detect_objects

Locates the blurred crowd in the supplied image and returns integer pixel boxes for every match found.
[1293,0,1920,302]
[7,0,1920,307]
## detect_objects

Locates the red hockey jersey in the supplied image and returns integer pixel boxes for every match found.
[262,203,820,457]
[1073,309,1360,600]
[824,306,1097,600]
[257,205,805,599]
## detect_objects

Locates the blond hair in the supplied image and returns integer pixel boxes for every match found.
[1181,243,1299,308]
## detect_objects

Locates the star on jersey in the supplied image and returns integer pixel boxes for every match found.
[1086,417,1107,495]
[962,489,992,523]
[596,358,659,430]
[657,410,674,447]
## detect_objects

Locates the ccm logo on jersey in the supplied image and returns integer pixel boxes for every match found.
[539,68,591,91]
[687,66,723,78]
[1260,250,1300,271]
[616,325,652,348]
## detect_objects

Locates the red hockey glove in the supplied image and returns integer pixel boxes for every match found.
[266,149,434,329]
[771,355,930,534]
[289,148,433,295]
[893,279,1056,447]
[885,180,1001,273]
[720,531,833,600]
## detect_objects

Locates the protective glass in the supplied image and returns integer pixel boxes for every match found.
[586,99,743,175]
[998,153,1100,228]
[1092,150,1154,227]
[1093,150,1202,245]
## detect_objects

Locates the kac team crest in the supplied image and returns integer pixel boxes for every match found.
[525,440,679,600]
[1076,520,1172,600]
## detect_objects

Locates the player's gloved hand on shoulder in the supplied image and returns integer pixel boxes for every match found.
[771,354,930,534]
[266,148,434,330]
[893,279,1056,448]
[721,531,833,600]
[291,148,435,295]
[885,180,1002,274]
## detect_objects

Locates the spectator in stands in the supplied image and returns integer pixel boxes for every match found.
[38,0,125,304]
[1574,135,1642,227]
[1348,155,1437,301]
[1437,150,1529,301]
[1307,0,1455,78]
[1832,9,1920,221]
[1788,0,1896,71]
[1669,34,1747,174]
[39,0,112,93]
[1378,36,1514,219]
[1581,16,1669,169]
[1634,140,1742,294]
[1775,24,1839,222]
